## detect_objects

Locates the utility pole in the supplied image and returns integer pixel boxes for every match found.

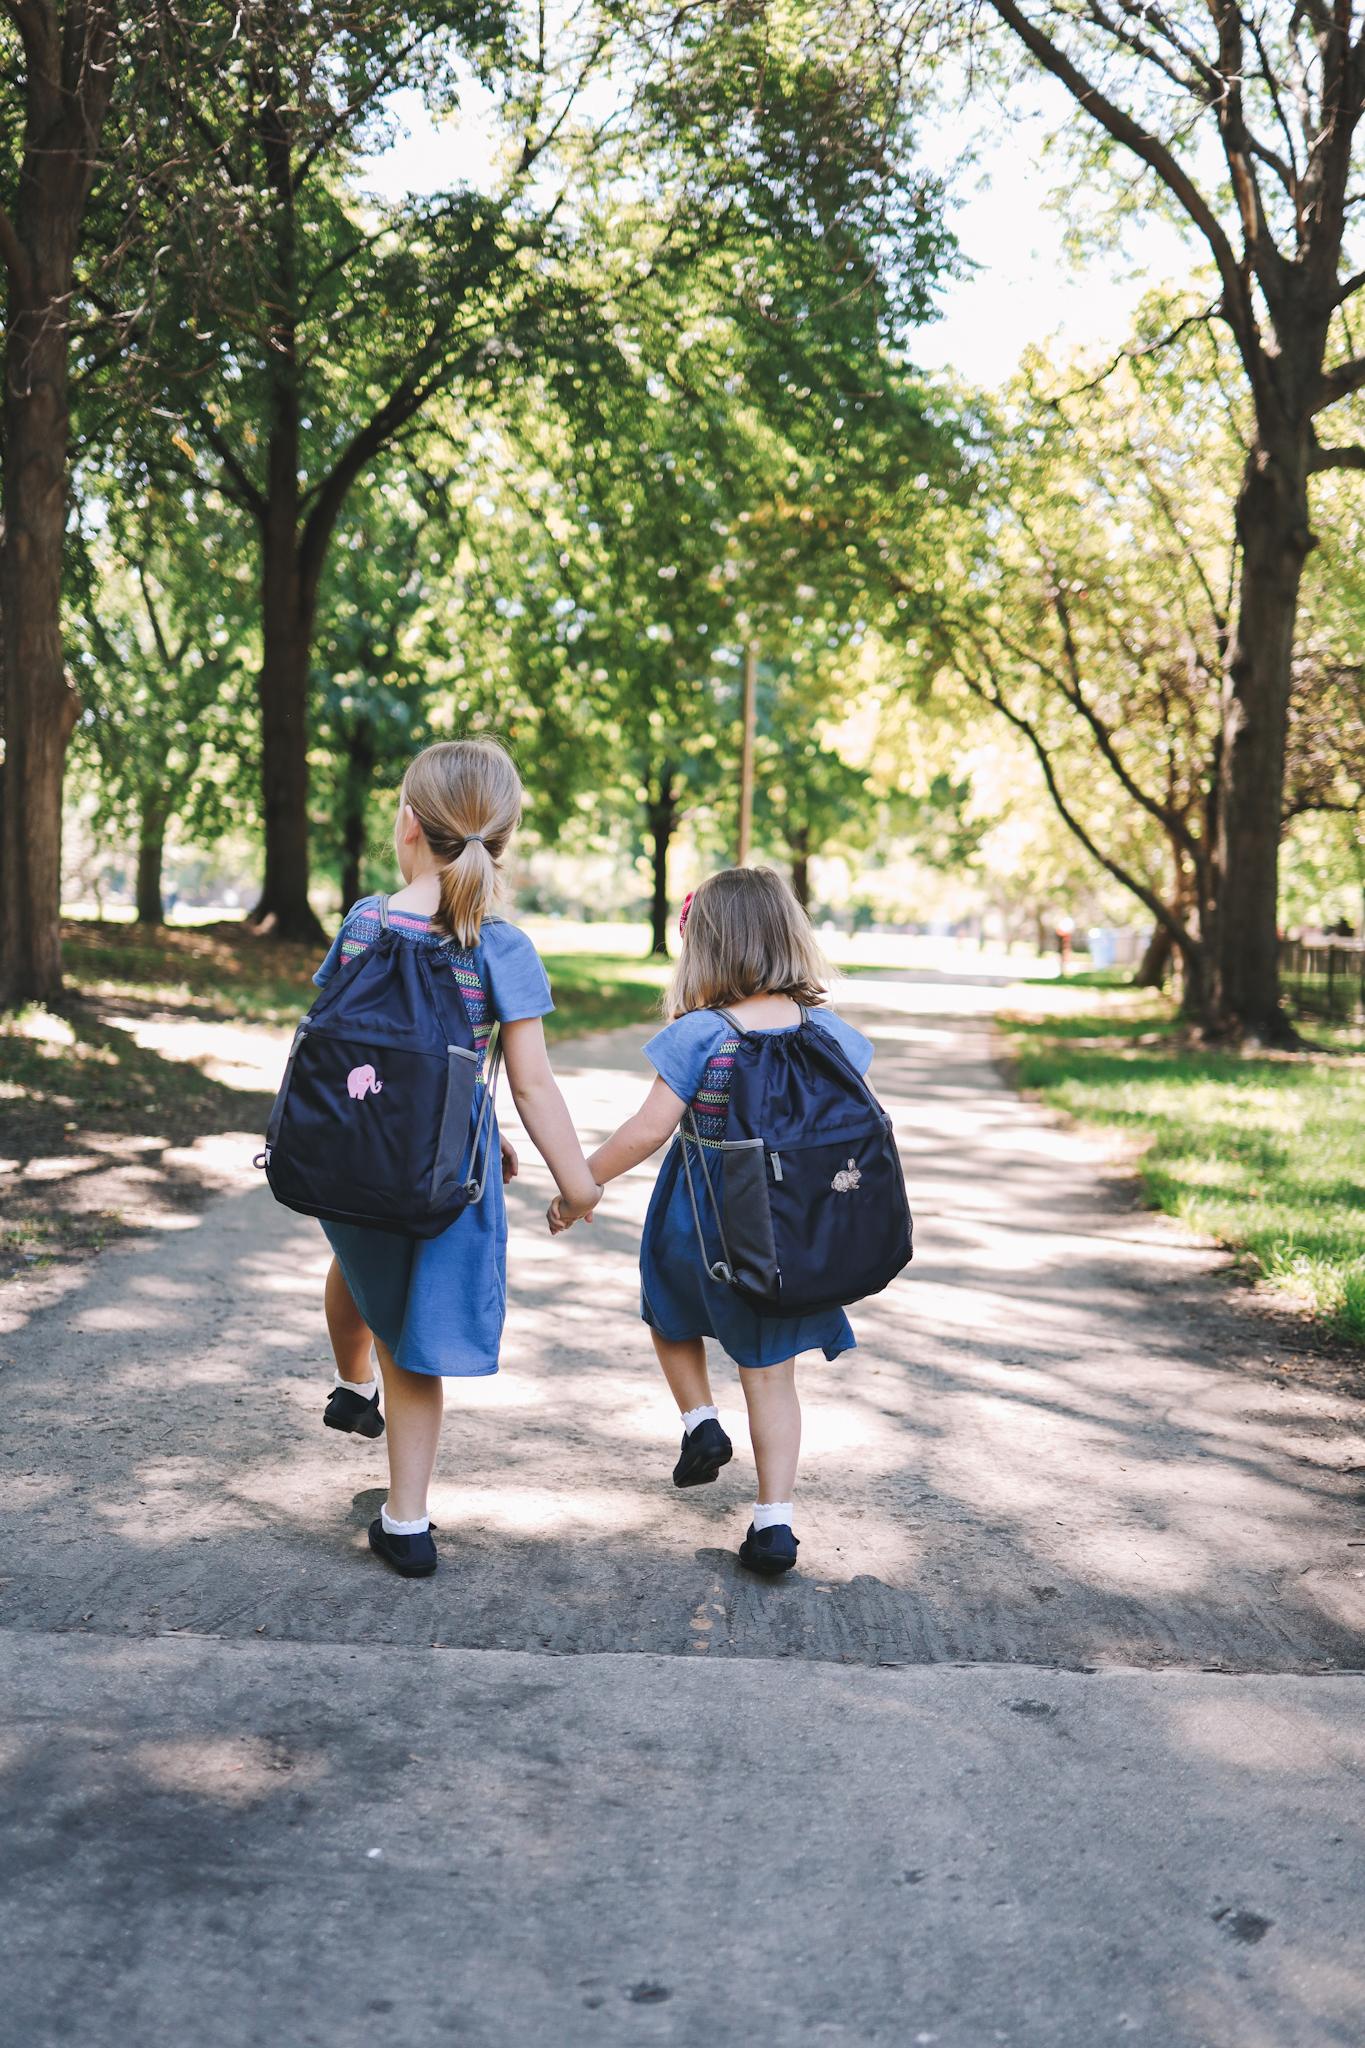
[738,642,757,864]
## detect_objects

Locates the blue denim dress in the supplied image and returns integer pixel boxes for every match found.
[639,1007,875,1369]
[312,899,553,1376]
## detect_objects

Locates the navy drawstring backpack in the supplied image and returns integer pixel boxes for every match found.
[678,1007,912,1316]
[256,896,500,1238]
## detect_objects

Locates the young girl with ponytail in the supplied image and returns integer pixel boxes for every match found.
[313,738,601,1576]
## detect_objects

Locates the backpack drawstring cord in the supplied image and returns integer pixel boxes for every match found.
[678,1110,737,1286]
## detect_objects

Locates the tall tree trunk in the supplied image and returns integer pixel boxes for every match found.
[339,808,364,915]
[338,724,376,911]
[1209,437,1310,1043]
[791,823,811,911]
[645,762,678,957]
[1129,925,1178,995]
[1134,920,1172,991]
[248,450,323,941]
[1135,841,1198,993]
[0,287,79,1004]
[245,136,323,945]
[135,792,167,925]
[0,8,117,1006]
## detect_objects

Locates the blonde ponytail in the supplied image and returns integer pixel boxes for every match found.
[399,738,523,945]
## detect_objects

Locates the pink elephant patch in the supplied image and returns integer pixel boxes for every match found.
[346,1064,383,1101]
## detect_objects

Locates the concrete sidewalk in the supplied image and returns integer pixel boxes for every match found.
[3,974,1363,2044]
[6,1637,1362,2047]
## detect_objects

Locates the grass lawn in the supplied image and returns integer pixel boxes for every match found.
[53,916,670,1036]
[1,918,668,1280]
[1002,986,1365,1347]
[537,950,669,1041]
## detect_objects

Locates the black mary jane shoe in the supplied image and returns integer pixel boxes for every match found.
[324,1384,385,1439]
[738,1523,799,1576]
[368,1517,438,1578]
[672,1417,734,1489]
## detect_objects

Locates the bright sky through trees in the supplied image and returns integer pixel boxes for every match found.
[367,79,1196,388]
[913,92,1195,385]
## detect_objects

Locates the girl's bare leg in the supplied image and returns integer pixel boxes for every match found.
[651,1331,714,1415]
[325,1257,374,1384]
[738,1359,801,1504]
[375,1339,443,1523]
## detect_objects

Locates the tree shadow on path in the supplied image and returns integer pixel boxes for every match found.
[2,1009,1363,1674]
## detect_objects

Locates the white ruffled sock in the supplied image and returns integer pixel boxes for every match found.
[752,1501,795,1532]
[380,1505,429,1537]
[680,1404,719,1435]
[334,1367,378,1401]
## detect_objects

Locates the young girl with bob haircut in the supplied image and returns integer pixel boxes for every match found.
[317,737,600,1576]
[551,865,874,1575]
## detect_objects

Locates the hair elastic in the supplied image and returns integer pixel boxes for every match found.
[463,834,486,847]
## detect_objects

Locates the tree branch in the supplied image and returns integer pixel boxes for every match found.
[135,563,173,668]
[292,30,432,194]
[147,412,245,507]
[1128,442,1227,648]
[1282,794,1364,820]
[987,585,1203,865]
[1309,437,1365,469]
[516,29,614,175]
[1315,352,1365,408]
[984,0,1262,375]
[1055,300,1219,399]
[1244,12,1303,193]
[296,360,452,597]
[176,400,267,518]
[946,631,1200,955]
[1084,1,1218,100]
[1207,4,1288,297]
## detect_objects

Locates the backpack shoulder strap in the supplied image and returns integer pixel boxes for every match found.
[710,1002,811,1036]
[376,894,390,930]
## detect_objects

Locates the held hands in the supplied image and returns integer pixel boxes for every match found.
[547,1184,602,1236]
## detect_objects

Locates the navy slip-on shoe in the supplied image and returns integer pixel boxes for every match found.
[324,1384,385,1439]
[368,1517,438,1578]
[673,1417,734,1488]
[738,1522,799,1576]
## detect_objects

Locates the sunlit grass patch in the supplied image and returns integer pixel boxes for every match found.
[58,917,672,1041]
[62,918,318,1026]
[539,950,670,1042]
[1004,993,1365,1348]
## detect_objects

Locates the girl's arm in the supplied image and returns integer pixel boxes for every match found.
[588,1076,686,1185]
[547,1075,686,1235]
[501,1018,600,1219]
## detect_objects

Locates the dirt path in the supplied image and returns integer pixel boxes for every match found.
[4,973,1363,1669]
[4,976,1364,2047]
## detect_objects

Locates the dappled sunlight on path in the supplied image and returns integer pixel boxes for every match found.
[3,979,1362,1671]
[7,976,1365,2048]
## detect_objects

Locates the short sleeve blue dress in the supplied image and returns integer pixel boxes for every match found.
[312,896,553,1377]
[639,1006,876,1370]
